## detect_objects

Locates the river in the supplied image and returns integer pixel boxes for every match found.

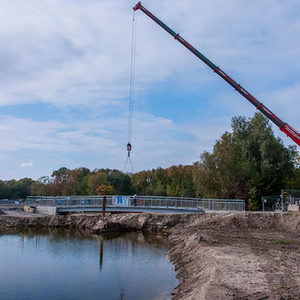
[0,230,177,300]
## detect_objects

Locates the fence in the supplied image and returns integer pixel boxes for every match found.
[26,195,245,212]
[261,196,281,211]
[0,199,22,205]
[281,189,300,210]
[262,189,300,211]
[281,189,300,205]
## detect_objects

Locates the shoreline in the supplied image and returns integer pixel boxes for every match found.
[1,210,300,299]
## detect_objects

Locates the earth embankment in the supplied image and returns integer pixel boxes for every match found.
[169,212,300,300]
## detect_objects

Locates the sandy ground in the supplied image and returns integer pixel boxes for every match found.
[169,212,300,300]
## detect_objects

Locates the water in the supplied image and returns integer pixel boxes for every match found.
[0,230,178,300]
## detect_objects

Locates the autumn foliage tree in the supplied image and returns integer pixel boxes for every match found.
[1,113,297,211]
[96,184,114,195]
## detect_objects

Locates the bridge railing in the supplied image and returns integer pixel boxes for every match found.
[26,195,245,211]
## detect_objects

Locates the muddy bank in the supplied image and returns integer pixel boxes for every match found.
[0,210,198,234]
[1,210,300,299]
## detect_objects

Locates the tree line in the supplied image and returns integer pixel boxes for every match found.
[1,113,299,210]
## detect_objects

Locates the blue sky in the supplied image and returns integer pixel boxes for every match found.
[0,0,300,180]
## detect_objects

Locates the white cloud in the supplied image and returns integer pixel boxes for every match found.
[0,0,299,179]
[20,161,33,168]
[0,0,299,109]
[0,110,229,178]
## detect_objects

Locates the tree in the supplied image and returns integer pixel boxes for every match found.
[17,178,34,199]
[96,184,114,195]
[131,165,195,197]
[51,167,69,195]
[286,155,300,189]
[166,165,195,197]
[0,180,8,199]
[87,172,108,195]
[106,169,132,195]
[63,167,90,195]
[131,170,153,195]
[194,113,297,210]
[0,178,34,199]
[31,176,52,196]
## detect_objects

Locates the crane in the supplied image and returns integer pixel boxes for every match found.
[133,2,300,147]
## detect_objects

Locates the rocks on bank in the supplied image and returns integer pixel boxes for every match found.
[0,211,198,234]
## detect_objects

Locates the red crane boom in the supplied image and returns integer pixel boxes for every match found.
[133,2,300,147]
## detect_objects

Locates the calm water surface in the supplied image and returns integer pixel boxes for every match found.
[0,230,177,300]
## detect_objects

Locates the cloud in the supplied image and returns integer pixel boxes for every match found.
[20,161,33,168]
[0,0,299,109]
[0,110,229,178]
[0,0,299,179]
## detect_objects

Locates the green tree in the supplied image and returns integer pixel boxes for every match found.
[106,169,132,195]
[31,176,52,196]
[17,178,34,199]
[1,178,34,199]
[87,172,108,195]
[63,167,90,195]
[0,180,8,199]
[131,171,153,195]
[166,165,195,197]
[286,155,300,189]
[194,113,297,210]
[96,184,114,195]
[51,167,69,195]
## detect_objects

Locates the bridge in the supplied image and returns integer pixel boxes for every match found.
[26,195,245,215]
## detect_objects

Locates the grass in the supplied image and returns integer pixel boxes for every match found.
[276,240,296,245]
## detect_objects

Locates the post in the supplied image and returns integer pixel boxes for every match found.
[261,196,265,212]
[102,196,106,218]
[281,189,284,212]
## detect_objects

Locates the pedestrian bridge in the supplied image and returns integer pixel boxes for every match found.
[26,195,245,215]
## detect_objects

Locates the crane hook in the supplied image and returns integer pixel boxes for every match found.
[127,142,132,157]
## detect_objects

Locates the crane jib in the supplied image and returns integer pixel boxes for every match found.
[133,2,300,146]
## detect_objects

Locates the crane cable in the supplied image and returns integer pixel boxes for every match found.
[123,11,137,174]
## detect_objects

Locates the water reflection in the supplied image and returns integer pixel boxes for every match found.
[0,229,177,300]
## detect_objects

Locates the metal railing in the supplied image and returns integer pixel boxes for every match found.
[0,199,22,205]
[262,190,300,211]
[26,195,245,211]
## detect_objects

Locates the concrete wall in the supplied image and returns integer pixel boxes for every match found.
[36,206,57,216]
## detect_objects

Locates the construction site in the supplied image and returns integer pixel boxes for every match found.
[0,1,299,300]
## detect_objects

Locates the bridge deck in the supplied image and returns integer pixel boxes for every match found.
[56,205,203,214]
[28,195,245,215]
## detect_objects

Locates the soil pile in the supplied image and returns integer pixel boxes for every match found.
[169,212,300,300]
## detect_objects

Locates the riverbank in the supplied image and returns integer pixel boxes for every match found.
[1,210,299,299]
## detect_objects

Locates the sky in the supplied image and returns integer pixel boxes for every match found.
[0,0,300,180]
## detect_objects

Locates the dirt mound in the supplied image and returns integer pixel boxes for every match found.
[189,212,300,233]
[170,212,300,300]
